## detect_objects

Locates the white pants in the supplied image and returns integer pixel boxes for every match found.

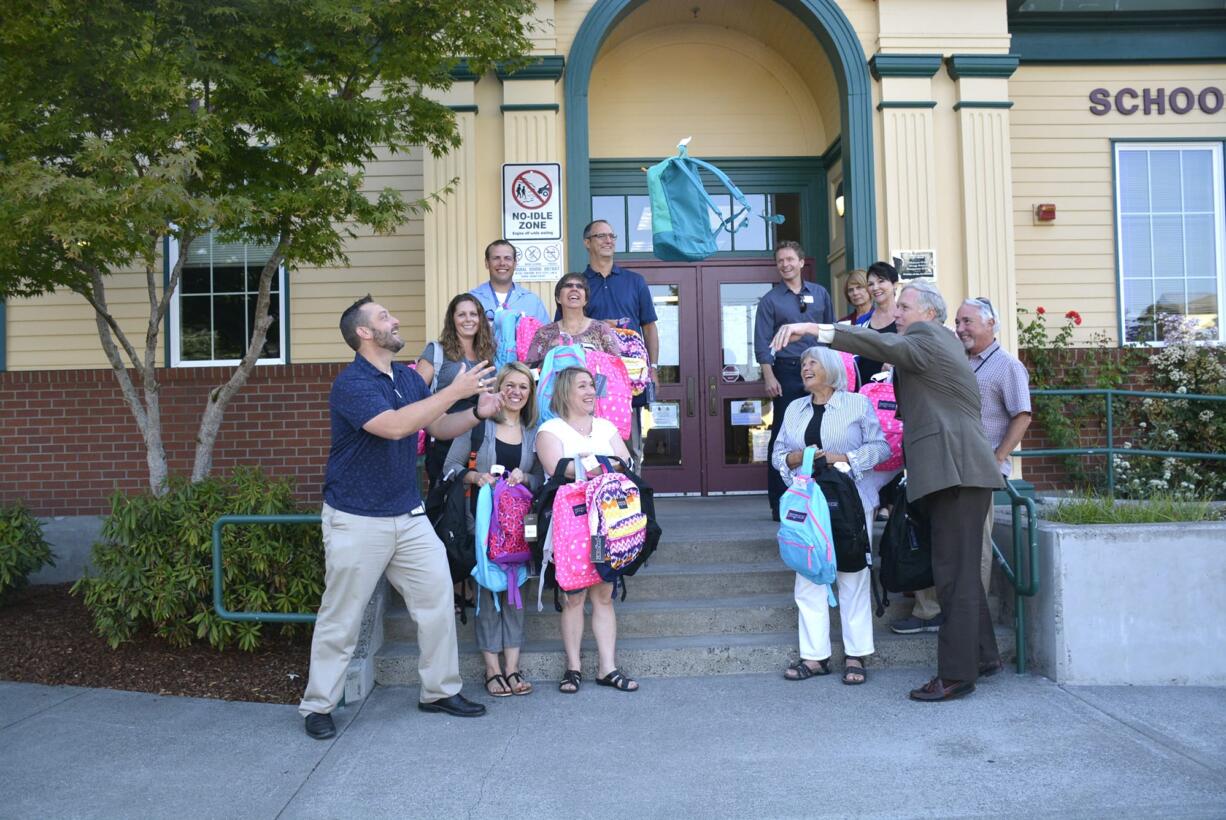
[795,567,875,661]
[299,505,461,716]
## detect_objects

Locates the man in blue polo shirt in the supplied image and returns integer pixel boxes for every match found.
[299,295,501,740]
[581,219,659,469]
[470,239,550,325]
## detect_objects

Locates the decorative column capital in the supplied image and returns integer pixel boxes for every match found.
[870,53,943,80]
[946,54,1020,81]
[496,55,565,82]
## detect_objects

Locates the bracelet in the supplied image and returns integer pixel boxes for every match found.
[471,405,482,422]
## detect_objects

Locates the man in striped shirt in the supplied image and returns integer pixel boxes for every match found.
[890,297,1031,637]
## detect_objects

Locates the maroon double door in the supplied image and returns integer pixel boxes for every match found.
[635,258,817,495]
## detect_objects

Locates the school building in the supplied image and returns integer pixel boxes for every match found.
[1,0,1224,510]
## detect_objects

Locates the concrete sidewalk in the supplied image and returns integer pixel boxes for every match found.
[3,672,1224,819]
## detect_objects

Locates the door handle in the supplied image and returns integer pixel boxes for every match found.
[708,375,718,417]
[686,376,696,417]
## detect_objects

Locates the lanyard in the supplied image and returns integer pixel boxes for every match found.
[972,346,1000,373]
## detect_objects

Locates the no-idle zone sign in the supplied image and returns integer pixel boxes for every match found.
[503,163,562,241]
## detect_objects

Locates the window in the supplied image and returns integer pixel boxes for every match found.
[168,233,287,366]
[1115,142,1225,343]
[588,193,798,255]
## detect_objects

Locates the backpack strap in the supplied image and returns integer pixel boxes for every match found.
[685,153,787,231]
[800,445,818,477]
[430,340,443,393]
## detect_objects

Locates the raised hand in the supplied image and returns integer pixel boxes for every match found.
[450,360,497,399]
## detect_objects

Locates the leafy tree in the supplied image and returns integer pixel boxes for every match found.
[0,0,533,492]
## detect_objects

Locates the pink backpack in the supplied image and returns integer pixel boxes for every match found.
[585,350,633,439]
[859,381,904,471]
[611,328,651,396]
[516,316,543,363]
[550,480,604,592]
[488,479,534,609]
[838,351,859,392]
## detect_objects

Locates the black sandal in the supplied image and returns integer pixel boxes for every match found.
[559,669,581,694]
[784,659,831,680]
[596,668,638,692]
[842,657,867,686]
[485,673,512,697]
[505,671,533,696]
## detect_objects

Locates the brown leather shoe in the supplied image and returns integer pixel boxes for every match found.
[909,676,975,702]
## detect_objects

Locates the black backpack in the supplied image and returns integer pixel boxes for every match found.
[425,471,475,586]
[810,456,870,573]
[874,478,934,616]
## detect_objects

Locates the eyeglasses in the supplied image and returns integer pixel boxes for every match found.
[585,232,617,242]
[560,282,586,290]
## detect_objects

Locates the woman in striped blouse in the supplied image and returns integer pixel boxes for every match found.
[771,345,890,686]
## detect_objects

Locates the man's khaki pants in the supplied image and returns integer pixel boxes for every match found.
[299,505,461,716]
[912,507,995,621]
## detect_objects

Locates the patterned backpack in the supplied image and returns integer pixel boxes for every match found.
[536,344,587,424]
[859,381,904,471]
[493,309,521,370]
[487,477,534,609]
[516,316,543,363]
[838,351,860,392]
[777,445,838,605]
[550,478,604,593]
[472,482,528,614]
[585,350,634,439]
[610,327,651,396]
[586,470,647,592]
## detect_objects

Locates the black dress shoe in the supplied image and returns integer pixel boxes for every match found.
[418,693,486,718]
[304,712,336,739]
[978,659,1004,678]
[909,676,975,702]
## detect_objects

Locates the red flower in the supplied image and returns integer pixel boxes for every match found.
[1066,310,1082,326]
[1036,306,1046,315]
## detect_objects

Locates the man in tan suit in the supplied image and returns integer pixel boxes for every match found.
[772,278,1003,701]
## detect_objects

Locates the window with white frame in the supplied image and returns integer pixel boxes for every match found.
[1115,141,1225,344]
[168,233,286,366]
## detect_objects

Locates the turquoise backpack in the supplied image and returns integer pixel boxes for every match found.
[647,139,784,262]
[471,482,528,615]
[536,344,587,424]
[777,445,838,605]
[493,309,520,370]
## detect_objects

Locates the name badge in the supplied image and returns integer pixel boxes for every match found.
[801,294,814,304]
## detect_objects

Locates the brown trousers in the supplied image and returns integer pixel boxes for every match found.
[925,485,1000,682]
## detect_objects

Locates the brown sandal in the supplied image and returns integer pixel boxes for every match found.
[485,673,513,697]
[505,671,533,695]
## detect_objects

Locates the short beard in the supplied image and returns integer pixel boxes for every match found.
[371,326,404,353]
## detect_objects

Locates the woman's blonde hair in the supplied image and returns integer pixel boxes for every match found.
[844,269,869,300]
[494,362,538,427]
[550,366,595,419]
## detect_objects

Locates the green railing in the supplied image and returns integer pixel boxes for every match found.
[211,514,321,624]
[996,387,1225,674]
[1020,388,1226,495]
[993,482,1040,675]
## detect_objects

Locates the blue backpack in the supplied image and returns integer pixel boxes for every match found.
[536,344,587,424]
[471,482,528,615]
[777,445,838,605]
[493,309,520,370]
[647,139,783,262]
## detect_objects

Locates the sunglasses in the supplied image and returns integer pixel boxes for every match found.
[796,291,808,313]
[560,282,586,290]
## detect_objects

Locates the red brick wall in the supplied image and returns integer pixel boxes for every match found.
[1017,348,1154,492]
[0,364,344,516]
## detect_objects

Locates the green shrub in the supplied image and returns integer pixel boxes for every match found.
[1040,494,1221,525]
[0,502,56,605]
[72,468,324,651]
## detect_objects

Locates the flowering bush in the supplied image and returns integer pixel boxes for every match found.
[1113,315,1226,500]
[1018,306,1135,488]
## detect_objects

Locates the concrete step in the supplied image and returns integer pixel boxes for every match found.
[385,589,922,642]
[373,625,1017,685]
[647,535,779,565]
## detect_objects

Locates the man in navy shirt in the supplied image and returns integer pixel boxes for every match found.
[470,239,550,325]
[581,219,659,468]
[300,295,501,739]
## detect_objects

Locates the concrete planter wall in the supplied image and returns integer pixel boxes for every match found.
[1019,513,1226,685]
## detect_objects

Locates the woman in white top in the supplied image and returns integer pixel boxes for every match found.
[535,367,636,694]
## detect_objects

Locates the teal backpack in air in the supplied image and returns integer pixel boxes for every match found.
[647,139,784,262]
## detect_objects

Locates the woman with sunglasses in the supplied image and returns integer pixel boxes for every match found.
[523,272,621,366]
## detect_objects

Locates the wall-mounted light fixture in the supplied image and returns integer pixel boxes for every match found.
[1034,203,1056,222]
[835,181,845,219]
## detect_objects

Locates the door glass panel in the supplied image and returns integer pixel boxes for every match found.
[649,284,680,384]
[772,192,803,245]
[642,401,682,467]
[723,398,773,465]
[719,283,771,382]
[627,195,653,252]
[589,196,627,253]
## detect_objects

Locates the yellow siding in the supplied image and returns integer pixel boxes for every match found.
[1011,63,1226,345]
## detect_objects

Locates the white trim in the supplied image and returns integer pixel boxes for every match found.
[1114,140,1226,346]
[166,234,287,367]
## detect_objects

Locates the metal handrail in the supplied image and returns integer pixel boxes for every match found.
[993,481,1040,674]
[211,514,321,623]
